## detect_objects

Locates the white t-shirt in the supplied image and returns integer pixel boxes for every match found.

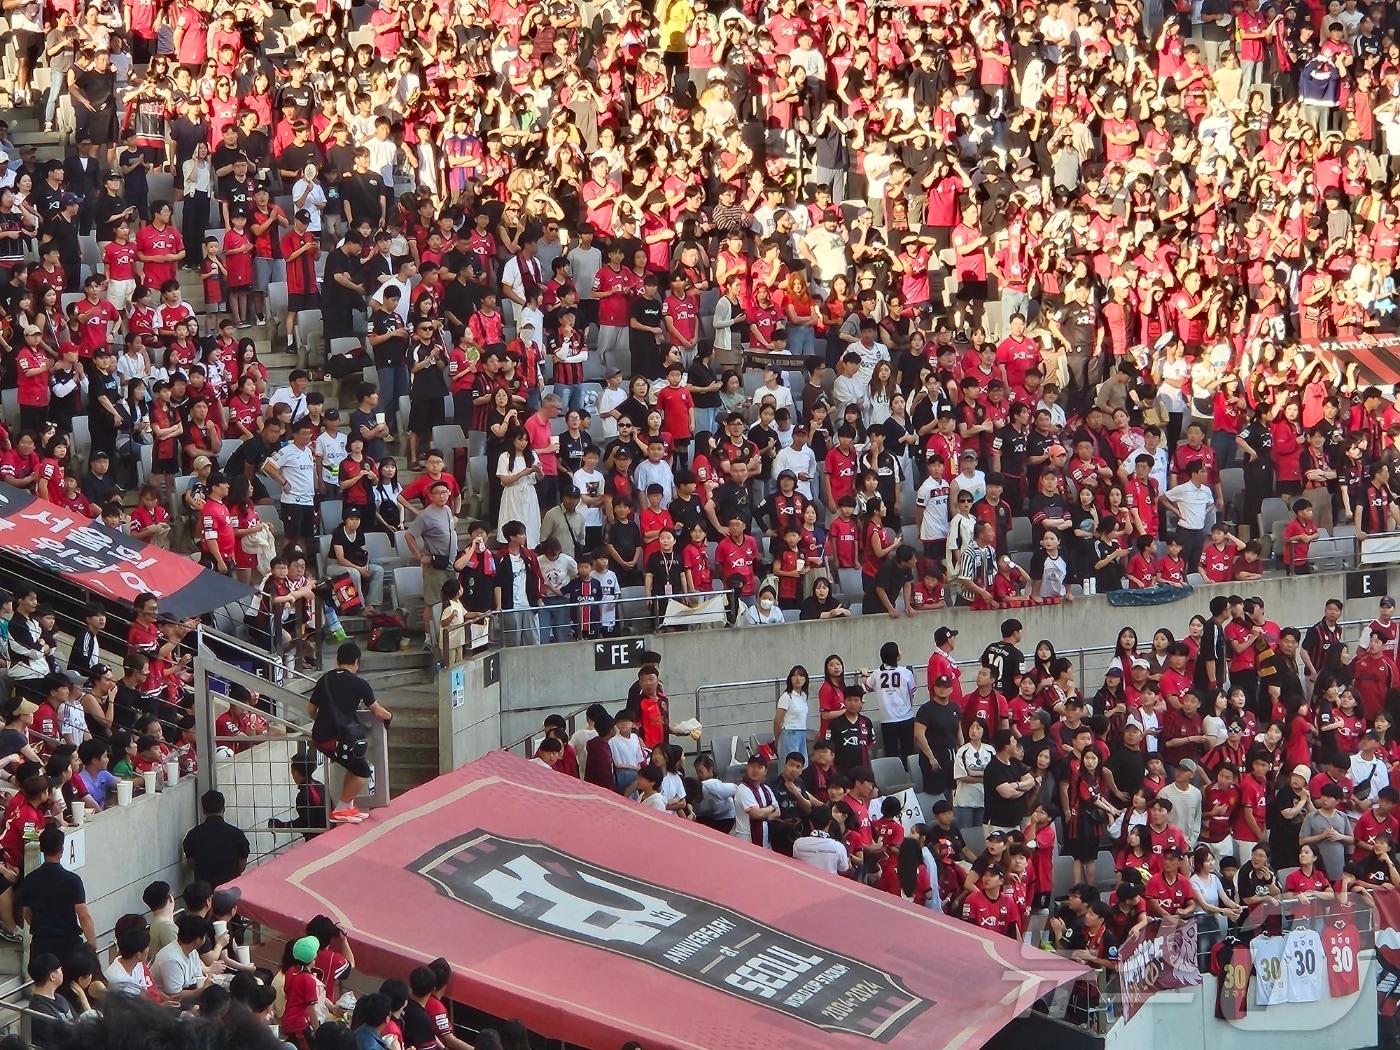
[1283,927,1324,1004]
[863,665,917,723]
[917,476,950,541]
[597,387,627,438]
[953,742,995,808]
[104,959,155,998]
[151,941,203,995]
[314,430,348,485]
[776,690,809,733]
[269,442,316,506]
[572,468,606,525]
[793,832,850,874]
[609,732,646,771]
[1251,934,1288,1006]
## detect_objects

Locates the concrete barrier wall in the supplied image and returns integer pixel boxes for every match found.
[69,776,199,935]
[440,653,503,772]
[1103,953,1376,1050]
[497,572,1354,746]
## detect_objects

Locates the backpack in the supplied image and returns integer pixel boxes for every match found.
[367,611,407,653]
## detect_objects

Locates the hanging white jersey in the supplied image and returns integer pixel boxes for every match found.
[864,665,917,722]
[1250,934,1288,1006]
[1282,926,1325,1004]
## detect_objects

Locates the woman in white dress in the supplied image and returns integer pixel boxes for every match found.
[496,427,542,546]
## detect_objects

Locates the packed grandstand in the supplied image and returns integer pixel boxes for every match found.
[1,0,1400,1044]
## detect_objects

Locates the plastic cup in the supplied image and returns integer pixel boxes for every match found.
[141,771,158,795]
[70,805,85,827]
[235,946,251,965]
[165,761,180,786]
[212,920,227,938]
[115,780,133,806]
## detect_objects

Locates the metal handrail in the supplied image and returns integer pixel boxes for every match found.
[500,701,593,758]
[688,616,1380,744]
[474,585,731,646]
[198,623,323,690]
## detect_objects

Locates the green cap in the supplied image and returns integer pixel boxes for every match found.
[292,935,320,964]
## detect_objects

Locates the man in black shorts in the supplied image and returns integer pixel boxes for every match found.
[308,642,392,824]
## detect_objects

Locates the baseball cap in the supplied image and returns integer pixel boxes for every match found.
[23,325,41,337]
[1046,443,1068,457]
[105,169,122,181]
[291,935,320,964]
[1104,666,1123,678]
[986,829,1007,841]
[932,799,953,814]
[605,367,623,378]
[960,448,978,460]
[1291,764,1312,780]
[1177,758,1198,773]
[192,455,213,471]
[823,207,841,221]
[294,208,312,223]
[1131,658,1150,670]
[933,674,955,688]
[59,192,81,207]
[934,626,958,646]
[1383,596,1397,608]
[11,700,37,718]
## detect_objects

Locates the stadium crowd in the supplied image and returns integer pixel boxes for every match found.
[6,0,1400,649]
[539,594,1400,1024]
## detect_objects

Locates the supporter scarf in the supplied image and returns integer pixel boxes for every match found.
[745,778,774,845]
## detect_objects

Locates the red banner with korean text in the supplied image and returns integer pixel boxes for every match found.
[0,482,249,618]
[1374,892,1400,1016]
[1117,918,1202,1022]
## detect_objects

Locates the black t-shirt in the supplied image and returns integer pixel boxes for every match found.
[983,755,1028,828]
[344,171,385,225]
[88,368,122,432]
[604,518,642,563]
[872,557,912,605]
[80,469,119,506]
[169,117,208,169]
[828,713,874,773]
[74,66,114,109]
[322,248,364,309]
[220,175,256,218]
[645,550,685,594]
[278,142,322,178]
[180,816,251,887]
[226,432,277,478]
[915,699,960,766]
[980,641,1024,696]
[713,482,752,527]
[0,729,28,762]
[310,667,377,743]
[330,525,368,567]
[17,860,84,942]
[401,1001,438,1050]
[630,296,663,352]
[238,129,270,168]
[369,309,407,369]
[1236,863,1278,901]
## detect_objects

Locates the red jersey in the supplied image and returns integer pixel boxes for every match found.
[961,889,1022,938]
[1324,914,1361,997]
[1143,872,1192,915]
[200,498,236,560]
